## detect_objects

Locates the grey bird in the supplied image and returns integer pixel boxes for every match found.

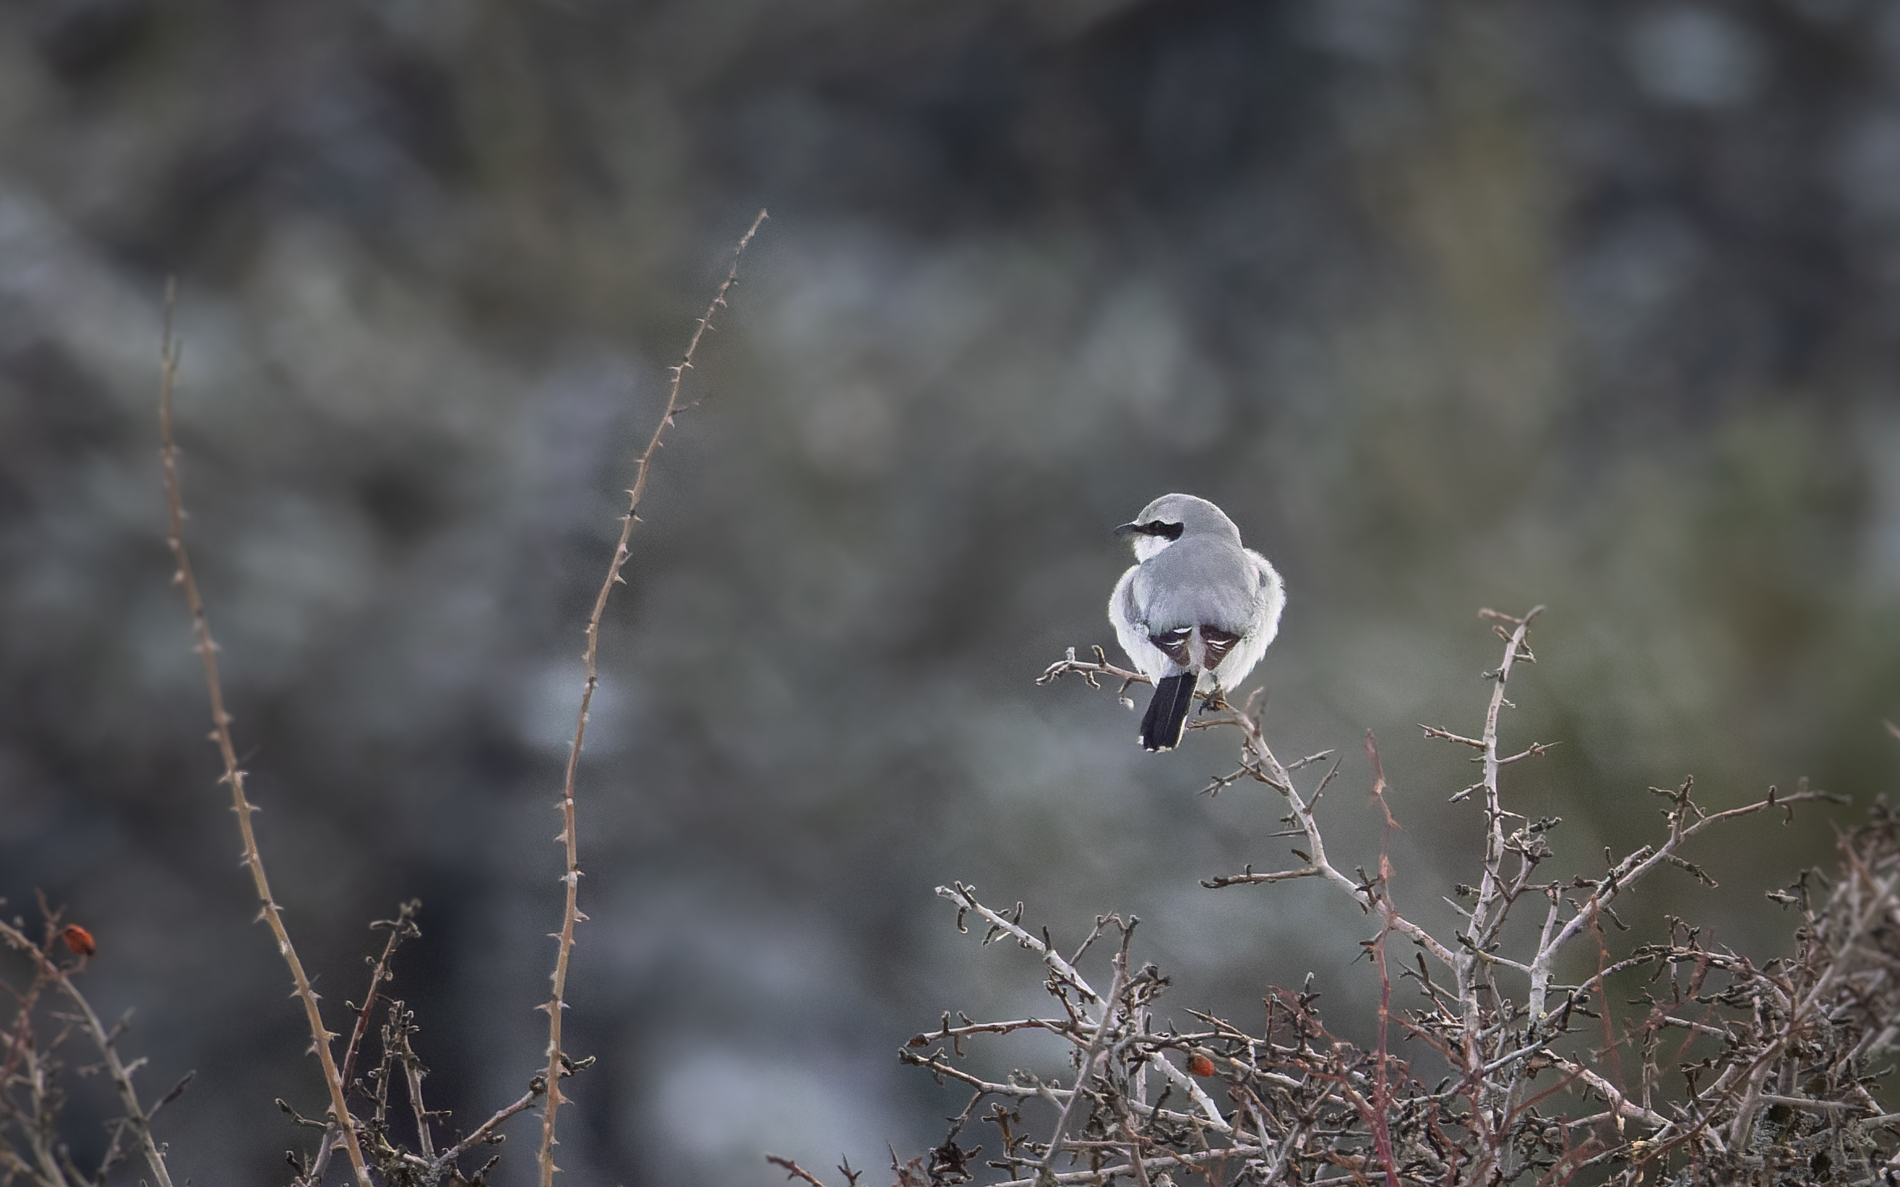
[1108,494,1285,751]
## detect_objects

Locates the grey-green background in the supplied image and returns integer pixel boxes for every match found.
[3,0,1898,1182]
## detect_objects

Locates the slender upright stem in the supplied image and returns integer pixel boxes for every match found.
[537,210,767,1184]
[1037,952,1130,1180]
[1456,608,1542,1040]
[156,286,372,1186]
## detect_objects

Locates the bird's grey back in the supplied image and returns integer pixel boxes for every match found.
[1131,537,1263,633]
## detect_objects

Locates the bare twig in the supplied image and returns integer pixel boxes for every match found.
[439,1076,547,1164]
[1038,932,1133,1177]
[936,884,1099,1004]
[765,1154,831,1187]
[300,900,422,1187]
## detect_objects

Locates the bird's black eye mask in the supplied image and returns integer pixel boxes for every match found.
[1114,520,1184,541]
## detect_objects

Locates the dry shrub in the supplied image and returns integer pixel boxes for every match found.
[771,610,1900,1187]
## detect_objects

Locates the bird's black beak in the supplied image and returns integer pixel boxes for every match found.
[1114,520,1184,541]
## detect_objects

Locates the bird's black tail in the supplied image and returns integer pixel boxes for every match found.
[1140,672,1197,751]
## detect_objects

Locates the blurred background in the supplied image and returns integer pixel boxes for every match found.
[4,0,1900,1181]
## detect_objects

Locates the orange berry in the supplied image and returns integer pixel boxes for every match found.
[61,925,95,957]
[1187,1053,1215,1077]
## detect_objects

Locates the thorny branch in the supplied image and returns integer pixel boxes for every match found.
[158,288,568,1185]
[157,284,373,1187]
[538,209,767,1185]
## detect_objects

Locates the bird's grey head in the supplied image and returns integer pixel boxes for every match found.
[1114,493,1242,561]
